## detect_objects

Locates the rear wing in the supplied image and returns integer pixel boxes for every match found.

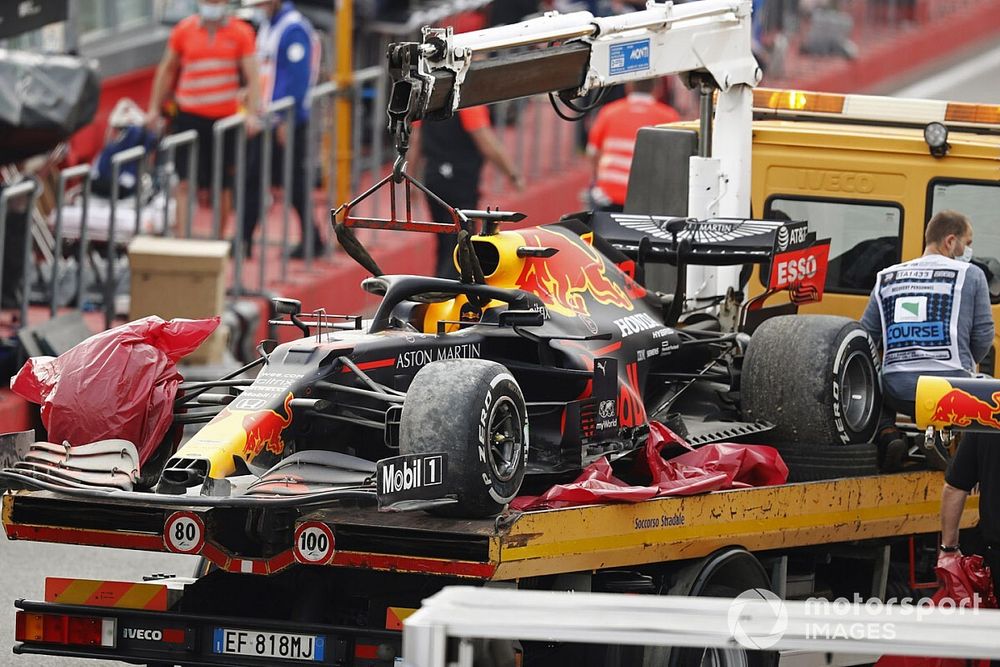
[591,212,811,265]
[590,211,832,305]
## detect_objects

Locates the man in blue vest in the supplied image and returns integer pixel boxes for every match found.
[861,210,994,468]
[239,0,324,260]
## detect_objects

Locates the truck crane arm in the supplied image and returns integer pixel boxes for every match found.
[385,0,761,169]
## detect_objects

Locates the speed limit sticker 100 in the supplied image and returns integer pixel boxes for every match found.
[164,511,205,554]
[293,522,336,565]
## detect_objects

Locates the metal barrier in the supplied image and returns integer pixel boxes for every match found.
[210,114,247,240]
[254,96,296,292]
[305,81,339,271]
[5,84,586,331]
[105,145,147,329]
[403,586,1000,667]
[50,164,91,317]
[2,7,595,335]
[0,179,41,327]
[158,129,198,237]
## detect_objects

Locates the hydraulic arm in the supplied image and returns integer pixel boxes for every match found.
[382,0,761,299]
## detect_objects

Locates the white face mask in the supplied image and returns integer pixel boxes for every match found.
[955,245,973,263]
[199,2,228,21]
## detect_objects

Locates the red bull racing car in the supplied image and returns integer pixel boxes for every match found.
[1,209,882,518]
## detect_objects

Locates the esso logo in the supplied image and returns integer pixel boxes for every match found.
[776,256,818,284]
[293,522,335,565]
[163,511,205,554]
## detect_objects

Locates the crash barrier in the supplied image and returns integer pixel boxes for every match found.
[402,586,1000,666]
[0,178,42,327]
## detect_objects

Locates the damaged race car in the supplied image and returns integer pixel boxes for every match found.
[1,206,882,519]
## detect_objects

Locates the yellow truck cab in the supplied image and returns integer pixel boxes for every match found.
[747,88,1000,372]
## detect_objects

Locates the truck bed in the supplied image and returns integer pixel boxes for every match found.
[2,470,977,581]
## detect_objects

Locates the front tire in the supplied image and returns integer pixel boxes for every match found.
[399,359,528,518]
[742,315,880,446]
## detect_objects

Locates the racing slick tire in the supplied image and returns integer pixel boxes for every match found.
[742,315,880,446]
[399,359,528,518]
[770,442,879,483]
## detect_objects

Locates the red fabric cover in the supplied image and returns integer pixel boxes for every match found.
[511,421,788,511]
[875,554,995,667]
[933,554,997,610]
[10,316,218,466]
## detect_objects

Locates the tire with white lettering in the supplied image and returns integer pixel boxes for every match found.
[400,359,528,518]
[742,315,880,446]
[770,442,879,482]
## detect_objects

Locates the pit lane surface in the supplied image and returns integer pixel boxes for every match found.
[892,39,1000,102]
[0,529,197,666]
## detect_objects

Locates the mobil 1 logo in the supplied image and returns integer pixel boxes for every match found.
[376,452,447,506]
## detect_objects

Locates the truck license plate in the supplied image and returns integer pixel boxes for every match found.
[213,628,325,661]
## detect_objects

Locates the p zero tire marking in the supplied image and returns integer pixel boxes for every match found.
[164,511,205,554]
[293,522,336,565]
[832,329,877,443]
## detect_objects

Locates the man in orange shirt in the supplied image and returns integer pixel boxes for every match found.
[586,78,680,212]
[146,0,262,234]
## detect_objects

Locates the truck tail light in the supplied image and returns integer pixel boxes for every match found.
[15,612,115,647]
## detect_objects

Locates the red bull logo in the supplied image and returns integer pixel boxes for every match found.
[515,229,633,318]
[242,392,295,460]
[178,392,296,474]
[930,388,1000,430]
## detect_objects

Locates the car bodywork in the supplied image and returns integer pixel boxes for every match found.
[153,211,825,504]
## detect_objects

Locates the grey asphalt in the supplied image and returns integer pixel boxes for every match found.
[0,528,197,666]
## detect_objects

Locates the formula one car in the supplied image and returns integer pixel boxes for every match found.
[1,201,883,518]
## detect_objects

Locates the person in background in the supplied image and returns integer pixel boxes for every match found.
[586,77,679,212]
[411,107,524,279]
[92,99,157,200]
[146,0,262,236]
[860,210,994,469]
[239,0,325,260]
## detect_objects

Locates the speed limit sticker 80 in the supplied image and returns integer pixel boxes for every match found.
[293,522,335,565]
[164,511,205,554]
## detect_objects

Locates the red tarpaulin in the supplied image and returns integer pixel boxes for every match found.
[512,421,788,511]
[875,554,996,667]
[11,316,218,467]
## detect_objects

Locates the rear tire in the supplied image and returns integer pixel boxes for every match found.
[742,315,880,446]
[770,442,879,482]
[400,359,528,518]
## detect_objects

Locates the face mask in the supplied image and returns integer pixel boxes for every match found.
[199,2,228,21]
[955,245,973,263]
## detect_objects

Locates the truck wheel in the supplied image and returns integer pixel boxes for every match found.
[770,442,878,483]
[400,359,528,518]
[742,315,880,446]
